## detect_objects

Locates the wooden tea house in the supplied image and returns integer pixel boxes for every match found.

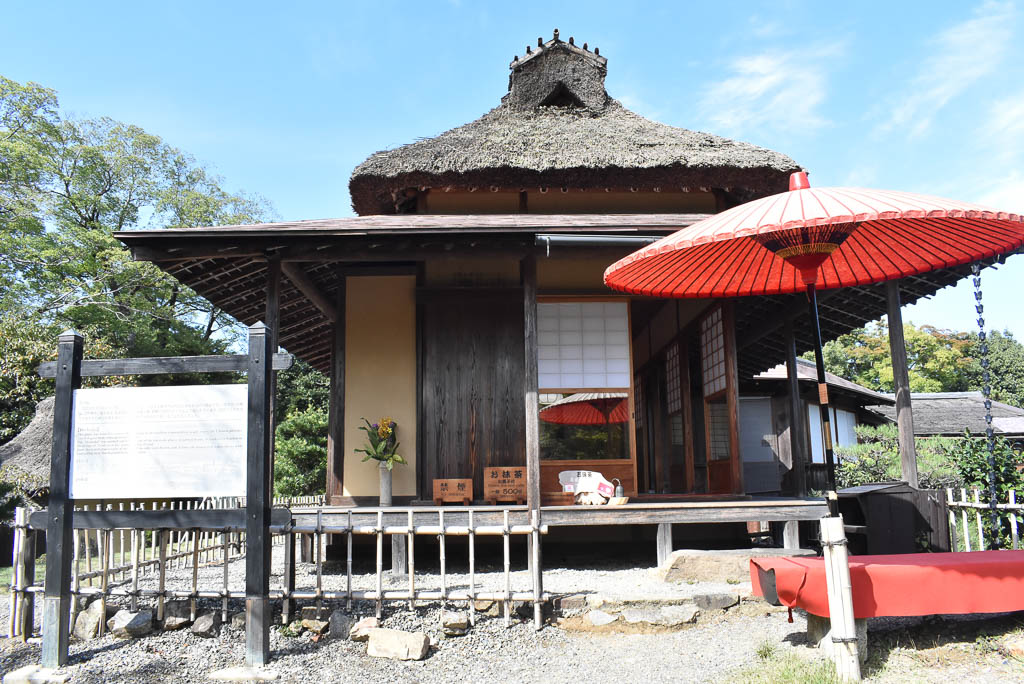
[115,30,984,540]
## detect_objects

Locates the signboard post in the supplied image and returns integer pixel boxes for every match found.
[37,323,280,670]
[245,322,272,667]
[41,331,82,669]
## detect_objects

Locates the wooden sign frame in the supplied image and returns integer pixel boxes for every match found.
[432,478,473,505]
[484,466,527,505]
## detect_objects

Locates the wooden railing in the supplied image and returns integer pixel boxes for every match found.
[8,503,546,641]
[946,487,1022,551]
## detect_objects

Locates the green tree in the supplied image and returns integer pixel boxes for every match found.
[960,330,1024,408]
[273,407,328,497]
[835,424,959,490]
[0,75,274,444]
[816,321,973,393]
[812,319,1024,409]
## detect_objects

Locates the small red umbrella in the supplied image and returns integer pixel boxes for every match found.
[539,392,629,425]
[540,393,629,459]
[605,172,1024,491]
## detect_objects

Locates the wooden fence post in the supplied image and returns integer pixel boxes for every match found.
[41,330,83,668]
[246,322,273,667]
[821,516,861,681]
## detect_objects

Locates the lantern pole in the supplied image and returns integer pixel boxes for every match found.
[806,282,839,506]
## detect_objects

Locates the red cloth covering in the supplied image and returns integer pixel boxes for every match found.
[750,551,1024,618]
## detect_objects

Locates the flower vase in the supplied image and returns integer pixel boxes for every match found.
[379,461,393,507]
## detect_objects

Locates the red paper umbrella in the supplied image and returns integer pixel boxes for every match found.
[605,172,1024,492]
[539,393,629,425]
[606,172,1024,299]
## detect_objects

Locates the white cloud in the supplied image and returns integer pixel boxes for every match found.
[974,170,1024,213]
[984,91,1024,162]
[697,46,839,137]
[877,1,1016,137]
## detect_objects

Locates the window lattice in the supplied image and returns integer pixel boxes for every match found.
[635,376,644,429]
[665,342,681,414]
[538,302,629,389]
[700,308,726,397]
[707,401,730,461]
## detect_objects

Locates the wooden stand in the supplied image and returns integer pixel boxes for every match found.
[484,467,527,505]
[432,479,473,505]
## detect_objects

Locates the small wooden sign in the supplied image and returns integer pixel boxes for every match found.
[432,478,473,505]
[484,466,527,505]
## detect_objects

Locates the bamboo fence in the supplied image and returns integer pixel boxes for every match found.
[7,499,546,640]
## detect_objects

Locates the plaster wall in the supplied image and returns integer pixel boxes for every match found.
[343,275,418,497]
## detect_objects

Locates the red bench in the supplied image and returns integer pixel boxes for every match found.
[751,550,1024,618]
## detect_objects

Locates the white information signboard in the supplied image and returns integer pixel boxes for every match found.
[69,384,247,499]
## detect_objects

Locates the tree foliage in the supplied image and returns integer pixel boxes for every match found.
[273,407,328,498]
[835,424,960,491]
[813,321,1024,407]
[0,74,273,446]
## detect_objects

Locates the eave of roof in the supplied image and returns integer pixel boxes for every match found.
[753,358,894,405]
[114,213,714,241]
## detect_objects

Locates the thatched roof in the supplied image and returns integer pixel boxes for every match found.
[350,30,800,214]
[0,397,53,492]
[869,392,1024,438]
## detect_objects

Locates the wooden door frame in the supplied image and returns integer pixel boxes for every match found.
[535,295,639,496]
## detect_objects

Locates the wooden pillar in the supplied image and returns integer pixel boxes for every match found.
[41,330,82,668]
[783,520,800,550]
[522,254,540,512]
[265,258,280,499]
[656,523,672,567]
[245,322,273,667]
[785,321,809,496]
[282,532,295,624]
[886,281,919,488]
[723,304,744,495]
[326,275,346,504]
[522,255,542,589]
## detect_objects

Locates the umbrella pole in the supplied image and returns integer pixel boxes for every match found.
[806,283,839,501]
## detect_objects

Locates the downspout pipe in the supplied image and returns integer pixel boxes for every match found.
[535,234,661,257]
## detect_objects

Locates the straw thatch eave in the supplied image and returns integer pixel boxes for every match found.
[350,99,800,215]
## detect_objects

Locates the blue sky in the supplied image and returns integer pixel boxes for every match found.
[2,0,1022,337]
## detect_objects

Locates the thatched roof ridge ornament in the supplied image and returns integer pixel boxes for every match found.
[350,31,801,214]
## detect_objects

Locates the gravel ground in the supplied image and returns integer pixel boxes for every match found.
[2,546,1023,683]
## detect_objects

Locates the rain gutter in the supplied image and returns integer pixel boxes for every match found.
[535,234,661,257]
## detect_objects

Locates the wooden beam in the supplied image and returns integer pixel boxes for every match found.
[724,304,744,495]
[38,353,293,378]
[41,331,82,668]
[282,262,337,323]
[29,508,291,532]
[266,259,281,501]
[737,290,838,352]
[886,281,919,488]
[522,255,541,513]
[127,239,534,264]
[326,275,346,505]
[245,322,272,667]
[784,321,809,497]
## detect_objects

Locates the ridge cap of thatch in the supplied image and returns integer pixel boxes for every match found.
[349,31,802,214]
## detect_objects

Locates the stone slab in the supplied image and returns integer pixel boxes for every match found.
[366,628,430,660]
[2,667,70,684]
[657,548,817,584]
[208,666,281,681]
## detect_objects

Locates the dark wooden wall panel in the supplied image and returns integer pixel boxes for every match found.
[419,289,526,499]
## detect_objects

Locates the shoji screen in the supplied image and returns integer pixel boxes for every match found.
[538,302,629,389]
